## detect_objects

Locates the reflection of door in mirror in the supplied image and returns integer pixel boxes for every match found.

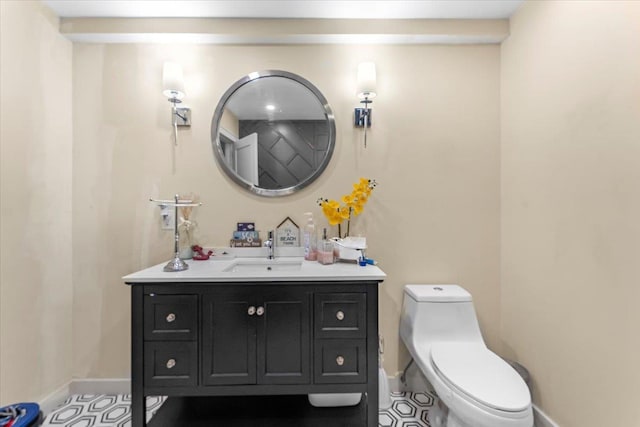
[219,130,235,168]
[219,107,258,185]
[219,128,258,186]
[219,108,239,170]
[235,133,258,185]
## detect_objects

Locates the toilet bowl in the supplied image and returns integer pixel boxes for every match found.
[400,284,533,427]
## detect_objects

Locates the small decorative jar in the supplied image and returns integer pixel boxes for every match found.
[317,240,335,265]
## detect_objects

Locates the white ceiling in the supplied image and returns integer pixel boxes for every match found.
[226,76,327,120]
[43,0,524,20]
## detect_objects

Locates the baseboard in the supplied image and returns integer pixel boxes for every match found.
[384,373,398,392]
[533,404,559,427]
[69,378,131,395]
[39,381,71,416]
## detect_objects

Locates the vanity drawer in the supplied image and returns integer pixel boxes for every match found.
[144,341,198,387]
[144,295,198,341]
[314,339,366,384]
[315,293,366,339]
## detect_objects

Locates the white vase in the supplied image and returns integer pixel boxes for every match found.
[178,246,193,260]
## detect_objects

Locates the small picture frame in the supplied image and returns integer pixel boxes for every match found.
[276,216,300,247]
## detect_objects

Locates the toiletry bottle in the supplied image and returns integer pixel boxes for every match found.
[303,212,317,261]
[318,228,334,265]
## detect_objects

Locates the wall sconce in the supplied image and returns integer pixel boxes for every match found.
[162,62,191,146]
[354,62,377,148]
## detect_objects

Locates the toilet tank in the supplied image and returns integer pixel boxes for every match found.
[400,284,485,352]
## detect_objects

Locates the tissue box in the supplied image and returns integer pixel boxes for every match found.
[338,237,366,261]
[339,247,361,261]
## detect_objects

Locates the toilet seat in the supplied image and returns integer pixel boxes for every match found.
[430,343,530,413]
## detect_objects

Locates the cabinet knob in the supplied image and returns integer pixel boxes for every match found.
[248,306,256,316]
[256,306,265,316]
[336,310,345,321]
[166,313,176,323]
[166,359,176,369]
[336,356,345,366]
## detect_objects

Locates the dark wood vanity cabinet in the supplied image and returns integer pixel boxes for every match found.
[129,281,380,427]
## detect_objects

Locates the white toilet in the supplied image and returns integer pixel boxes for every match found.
[400,284,533,427]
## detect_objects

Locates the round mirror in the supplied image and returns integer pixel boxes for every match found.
[211,70,336,197]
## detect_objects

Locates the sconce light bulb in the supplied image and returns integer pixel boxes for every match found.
[162,61,186,100]
[356,62,377,100]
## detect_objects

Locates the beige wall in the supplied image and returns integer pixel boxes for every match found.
[0,1,73,404]
[501,1,640,426]
[71,43,501,379]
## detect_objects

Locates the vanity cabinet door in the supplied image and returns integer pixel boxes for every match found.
[315,293,367,339]
[256,289,311,385]
[144,294,198,341]
[144,341,198,387]
[314,339,367,384]
[202,291,257,386]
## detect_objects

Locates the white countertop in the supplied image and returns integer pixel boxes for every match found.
[123,257,386,283]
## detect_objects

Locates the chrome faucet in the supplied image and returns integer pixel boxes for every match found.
[264,230,275,259]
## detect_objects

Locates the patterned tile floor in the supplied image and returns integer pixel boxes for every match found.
[43,395,166,427]
[381,392,435,427]
[42,391,436,427]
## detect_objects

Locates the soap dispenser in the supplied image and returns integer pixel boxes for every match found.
[303,212,317,261]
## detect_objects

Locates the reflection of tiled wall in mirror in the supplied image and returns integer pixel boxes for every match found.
[239,120,329,189]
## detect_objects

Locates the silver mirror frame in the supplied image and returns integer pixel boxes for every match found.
[211,70,336,197]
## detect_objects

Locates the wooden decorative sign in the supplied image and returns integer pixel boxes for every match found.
[276,217,300,247]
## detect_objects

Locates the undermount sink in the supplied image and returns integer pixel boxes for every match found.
[223,258,304,273]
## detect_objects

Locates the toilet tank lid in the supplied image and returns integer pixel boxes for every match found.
[404,284,472,302]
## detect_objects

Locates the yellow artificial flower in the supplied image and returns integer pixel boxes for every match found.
[317,178,377,238]
[328,215,341,226]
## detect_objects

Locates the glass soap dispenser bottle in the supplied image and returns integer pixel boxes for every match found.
[303,212,317,261]
[317,228,335,265]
